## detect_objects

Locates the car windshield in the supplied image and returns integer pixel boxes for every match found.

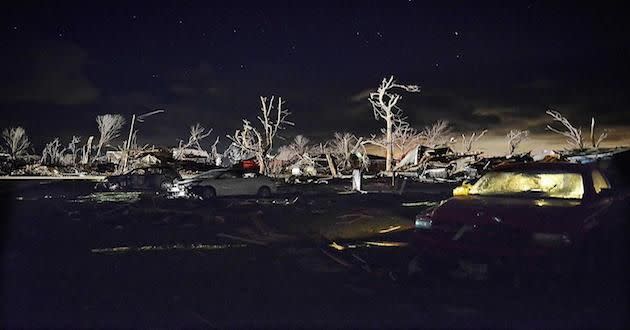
[469,171,584,199]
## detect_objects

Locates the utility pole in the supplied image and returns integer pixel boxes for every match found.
[121,109,165,172]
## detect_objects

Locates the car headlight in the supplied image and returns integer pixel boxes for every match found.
[415,215,432,230]
[532,232,571,247]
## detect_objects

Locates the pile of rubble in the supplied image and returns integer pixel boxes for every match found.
[390,145,528,183]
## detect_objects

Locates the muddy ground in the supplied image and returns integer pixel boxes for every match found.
[1,180,628,328]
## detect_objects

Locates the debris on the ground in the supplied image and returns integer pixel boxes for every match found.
[378,225,401,233]
[329,241,345,251]
[74,192,143,203]
[401,201,439,207]
[364,241,408,247]
[562,147,630,164]
[91,243,247,254]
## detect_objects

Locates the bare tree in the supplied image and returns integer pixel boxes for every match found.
[272,136,320,175]
[328,132,369,172]
[419,120,451,148]
[506,129,529,156]
[545,110,584,150]
[391,121,423,154]
[209,136,221,165]
[173,123,213,160]
[460,130,488,154]
[80,136,94,164]
[590,117,608,149]
[67,136,81,165]
[227,96,293,174]
[41,138,66,165]
[115,130,150,153]
[368,118,423,157]
[95,114,125,158]
[368,76,420,171]
[288,135,310,156]
[2,126,31,159]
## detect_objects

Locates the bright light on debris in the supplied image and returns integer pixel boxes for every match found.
[378,225,401,233]
[91,243,247,254]
[402,201,439,207]
[364,241,408,247]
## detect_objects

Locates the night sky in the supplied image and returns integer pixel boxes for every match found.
[1,1,628,154]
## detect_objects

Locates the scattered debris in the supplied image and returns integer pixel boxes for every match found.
[563,147,630,164]
[91,243,247,254]
[364,241,408,247]
[73,192,143,203]
[378,225,401,233]
[329,241,345,251]
[401,201,439,207]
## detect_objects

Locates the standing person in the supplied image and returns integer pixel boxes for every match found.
[350,154,364,193]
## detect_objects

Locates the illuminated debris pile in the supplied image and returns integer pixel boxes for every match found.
[16,164,62,176]
[172,148,210,163]
[391,145,482,182]
[172,123,221,166]
[562,147,630,188]
[271,148,332,179]
[268,136,345,180]
[467,153,534,176]
[103,147,171,172]
[561,147,630,164]
[390,144,539,183]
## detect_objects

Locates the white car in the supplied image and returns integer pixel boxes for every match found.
[170,168,279,198]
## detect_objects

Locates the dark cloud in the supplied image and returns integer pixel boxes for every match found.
[0,41,99,105]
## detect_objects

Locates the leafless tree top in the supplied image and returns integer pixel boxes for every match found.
[228,96,293,154]
[506,129,529,155]
[96,114,125,149]
[545,110,584,150]
[256,96,294,150]
[288,135,310,156]
[368,76,420,122]
[2,126,31,158]
[460,129,487,153]
[419,120,451,147]
[227,96,293,174]
[590,117,608,149]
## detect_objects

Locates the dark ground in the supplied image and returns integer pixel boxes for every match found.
[1,179,628,328]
